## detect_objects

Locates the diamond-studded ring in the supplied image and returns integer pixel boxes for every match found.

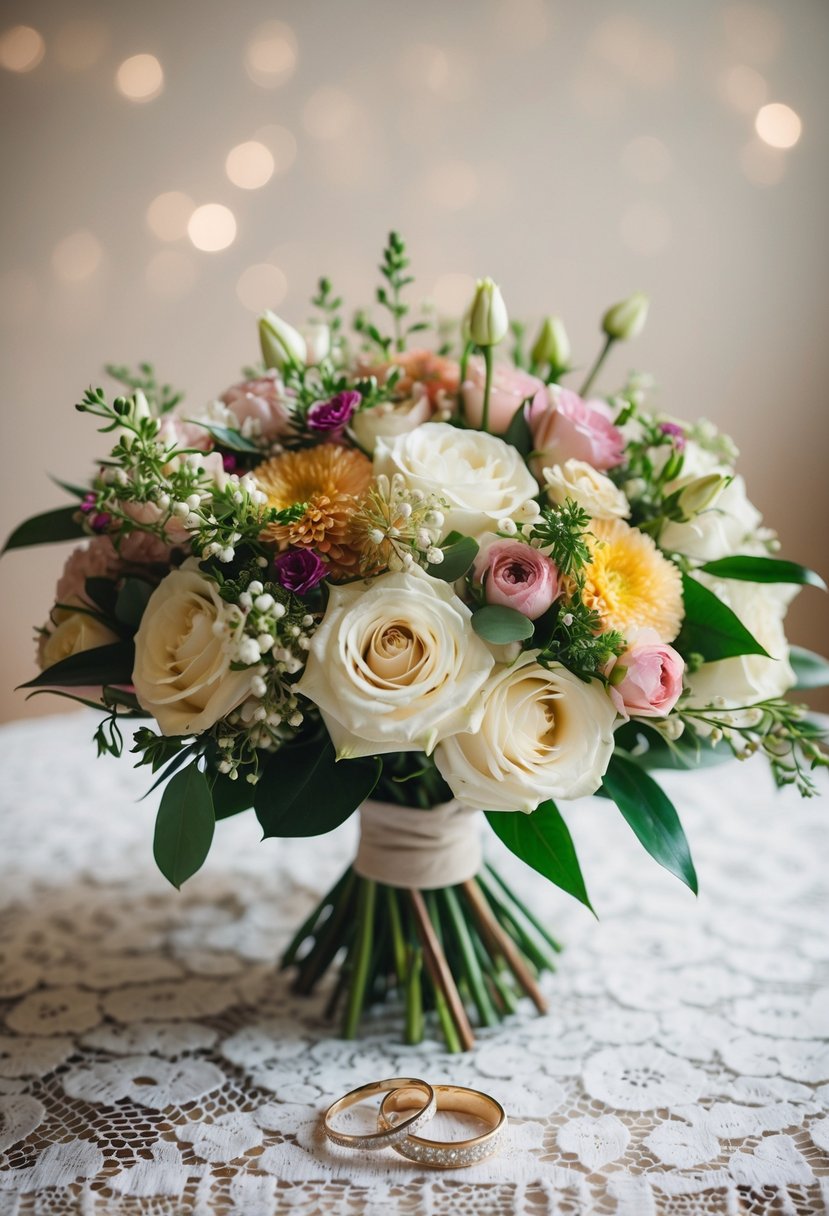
[378,1083,507,1168]
[323,1077,436,1151]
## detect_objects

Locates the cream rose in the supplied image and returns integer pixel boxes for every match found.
[40,612,119,670]
[659,473,762,561]
[295,565,494,758]
[435,652,617,811]
[132,562,253,736]
[374,421,538,538]
[350,387,433,454]
[542,459,630,519]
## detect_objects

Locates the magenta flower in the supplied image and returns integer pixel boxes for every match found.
[273,548,327,594]
[307,390,361,434]
[659,421,686,451]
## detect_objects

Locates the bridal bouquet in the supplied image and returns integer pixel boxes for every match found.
[7,232,826,1050]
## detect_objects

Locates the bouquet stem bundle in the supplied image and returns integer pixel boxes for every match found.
[281,863,561,1050]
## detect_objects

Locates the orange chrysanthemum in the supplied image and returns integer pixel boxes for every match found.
[256,444,373,580]
[580,517,684,642]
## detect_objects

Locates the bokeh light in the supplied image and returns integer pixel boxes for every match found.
[620,136,672,184]
[225,141,275,190]
[187,204,237,252]
[254,124,298,174]
[755,102,802,149]
[54,21,108,71]
[718,64,768,114]
[146,191,194,242]
[52,231,103,282]
[0,25,45,73]
[245,21,297,88]
[303,88,357,140]
[116,53,164,102]
[236,263,288,312]
[146,250,197,297]
[620,202,672,256]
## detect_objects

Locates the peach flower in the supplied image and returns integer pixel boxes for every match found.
[462,358,544,433]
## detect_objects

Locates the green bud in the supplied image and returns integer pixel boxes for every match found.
[602,292,649,341]
[259,309,307,370]
[677,473,728,519]
[466,277,509,347]
[531,316,570,369]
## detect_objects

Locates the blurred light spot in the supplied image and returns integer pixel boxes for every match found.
[146,250,196,297]
[225,140,274,190]
[0,25,45,72]
[591,16,676,89]
[146,191,194,241]
[0,268,38,325]
[755,102,801,149]
[620,203,671,256]
[492,0,550,46]
[398,43,472,101]
[620,136,672,184]
[245,21,296,88]
[739,139,786,186]
[236,263,288,312]
[116,53,163,102]
[423,161,479,211]
[722,5,781,63]
[187,204,236,252]
[254,124,297,173]
[52,231,103,281]
[431,273,476,315]
[303,87,356,140]
[54,20,108,71]
[718,64,767,113]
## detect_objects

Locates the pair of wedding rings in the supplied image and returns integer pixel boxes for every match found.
[323,1076,506,1168]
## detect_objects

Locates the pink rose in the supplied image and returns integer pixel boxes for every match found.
[462,358,544,433]
[474,537,559,620]
[528,386,625,476]
[155,415,213,453]
[221,372,296,440]
[608,630,684,720]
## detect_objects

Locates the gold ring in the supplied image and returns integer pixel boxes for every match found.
[323,1077,436,1150]
[378,1083,507,1168]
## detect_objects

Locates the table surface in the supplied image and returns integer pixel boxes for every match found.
[0,711,827,1215]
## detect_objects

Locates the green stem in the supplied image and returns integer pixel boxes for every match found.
[342,878,376,1039]
[457,339,473,419]
[481,345,494,434]
[405,945,424,1044]
[484,863,563,954]
[441,887,498,1028]
[280,867,352,970]
[385,885,407,986]
[579,334,614,396]
[476,872,556,973]
[293,870,358,994]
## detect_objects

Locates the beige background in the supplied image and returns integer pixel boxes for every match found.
[1,0,827,722]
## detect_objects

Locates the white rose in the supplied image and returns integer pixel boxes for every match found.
[295,565,494,758]
[133,562,253,736]
[40,612,120,670]
[350,386,432,454]
[542,459,630,519]
[685,576,797,713]
[374,421,538,538]
[659,473,762,562]
[434,652,617,811]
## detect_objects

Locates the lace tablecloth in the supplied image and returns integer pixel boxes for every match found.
[0,712,827,1215]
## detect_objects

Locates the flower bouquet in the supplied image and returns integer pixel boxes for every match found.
[6,232,827,1051]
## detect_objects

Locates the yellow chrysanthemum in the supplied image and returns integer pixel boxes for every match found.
[580,517,683,642]
[256,444,373,580]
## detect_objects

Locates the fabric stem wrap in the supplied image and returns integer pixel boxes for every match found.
[354,798,482,889]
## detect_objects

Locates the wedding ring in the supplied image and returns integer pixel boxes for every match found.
[323,1077,436,1150]
[379,1083,507,1168]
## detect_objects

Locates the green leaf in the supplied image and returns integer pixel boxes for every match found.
[676,574,769,662]
[254,736,381,837]
[602,753,698,894]
[472,604,534,643]
[614,720,733,771]
[2,506,85,554]
[84,577,119,616]
[485,801,594,912]
[190,422,260,453]
[427,535,479,582]
[499,399,533,456]
[19,641,135,689]
[115,578,154,628]
[699,556,826,591]
[211,774,255,820]
[790,645,829,690]
[49,476,90,500]
[152,763,215,889]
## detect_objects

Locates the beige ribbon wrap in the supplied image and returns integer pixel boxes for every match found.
[354,799,482,890]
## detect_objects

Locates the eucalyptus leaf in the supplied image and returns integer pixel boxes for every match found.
[700,555,826,591]
[790,645,829,690]
[2,506,85,554]
[676,574,769,662]
[427,536,479,581]
[472,604,535,643]
[255,736,381,837]
[19,641,135,689]
[602,753,698,893]
[152,763,215,889]
[486,801,594,912]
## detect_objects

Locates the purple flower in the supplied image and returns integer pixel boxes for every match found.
[90,512,111,533]
[307,390,361,434]
[659,421,686,451]
[222,453,238,473]
[273,548,327,594]
[80,493,97,514]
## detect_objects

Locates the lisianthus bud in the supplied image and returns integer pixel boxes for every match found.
[259,309,307,370]
[602,292,649,341]
[303,322,330,365]
[531,316,570,370]
[677,473,728,519]
[467,278,509,347]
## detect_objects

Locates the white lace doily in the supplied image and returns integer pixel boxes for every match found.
[0,711,827,1214]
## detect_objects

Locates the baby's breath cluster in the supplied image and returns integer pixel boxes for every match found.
[351,473,447,573]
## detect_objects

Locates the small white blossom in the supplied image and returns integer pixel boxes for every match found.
[248,580,264,596]
[498,518,518,536]
[254,593,274,612]
[426,547,444,564]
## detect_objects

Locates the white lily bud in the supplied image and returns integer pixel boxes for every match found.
[531,316,570,369]
[602,292,649,341]
[677,473,728,519]
[303,322,330,364]
[259,309,307,370]
[466,278,509,347]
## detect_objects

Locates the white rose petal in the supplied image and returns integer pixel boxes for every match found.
[350,389,432,455]
[435,652,617,810]
[542,459,630,520]
[374,422,538,539]
[295,566,494,758]
[659,473,761,562]
[40,613,120,671]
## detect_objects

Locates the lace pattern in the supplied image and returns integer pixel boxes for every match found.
[0,711,827,1214]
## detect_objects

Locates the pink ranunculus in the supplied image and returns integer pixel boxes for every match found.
[528,386,625,477]
[608,630,685,720]
[221,372,296,441]
[474,537,560,620]
[462,358,545,434]
[55,536,121,607]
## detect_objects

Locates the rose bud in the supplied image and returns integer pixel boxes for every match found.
[474,537,559,620]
